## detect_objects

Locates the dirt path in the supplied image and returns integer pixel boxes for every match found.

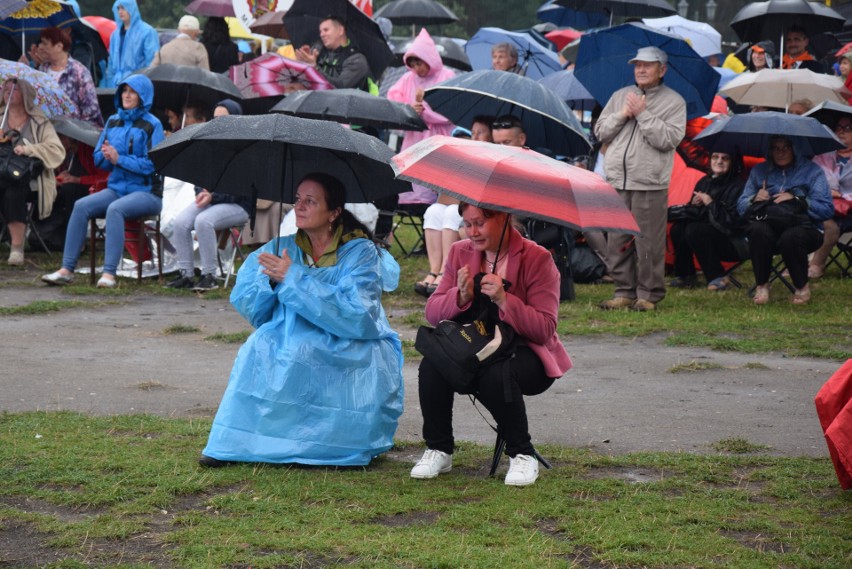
[0,272,839,458]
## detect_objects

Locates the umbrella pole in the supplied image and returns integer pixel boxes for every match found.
[491,216,511,275]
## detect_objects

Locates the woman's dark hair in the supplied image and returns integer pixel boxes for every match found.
[299,173,373,239]
[40,27,72,52]
[458,202,506,219]
[201,17,230,46]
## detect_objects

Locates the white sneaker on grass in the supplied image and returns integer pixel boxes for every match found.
[505,454,539,486]
[410,449,452,479]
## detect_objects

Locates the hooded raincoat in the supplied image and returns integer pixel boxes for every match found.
[94,74,164,196]
[0,80,65,219]
[388,28,455,205]
[101,0,159,88]
[202,235,404,466]
[737,138,834,231]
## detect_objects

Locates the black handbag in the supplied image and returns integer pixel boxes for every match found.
[746,198,810,231]
[667,204,706,222]
[0,132,43,186]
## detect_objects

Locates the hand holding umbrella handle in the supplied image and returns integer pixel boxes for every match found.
[413,88,425,115]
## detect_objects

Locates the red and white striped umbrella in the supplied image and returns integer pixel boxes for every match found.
[392,135,640,235]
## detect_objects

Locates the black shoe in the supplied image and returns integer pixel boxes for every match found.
[192,273,218,291]
[165,274,195,289]
[198,455,231,468]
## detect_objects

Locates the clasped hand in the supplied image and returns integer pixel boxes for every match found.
[259,250,292,283]
[457,265,506,307]
[622,91,646,119]
[100,141,119,164]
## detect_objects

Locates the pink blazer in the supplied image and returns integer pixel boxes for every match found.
[425,228,572,379]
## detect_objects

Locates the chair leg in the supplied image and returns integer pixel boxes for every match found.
[89,219,97,286]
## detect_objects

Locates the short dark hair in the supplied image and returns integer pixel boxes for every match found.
[183,103,212,123]
[491,115,523,131]
[39,27,72,52]
[786,25,809,38]
[298,173,373,239]
[322,15,346,27]
[472,114,495,128]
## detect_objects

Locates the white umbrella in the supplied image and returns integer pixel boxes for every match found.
[643,14,721,59]
[719,68,851,111]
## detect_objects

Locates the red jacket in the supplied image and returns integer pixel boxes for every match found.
[425,228,572,379]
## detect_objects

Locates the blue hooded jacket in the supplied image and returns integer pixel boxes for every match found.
[100,0,159,87]
[737,137,835,231]
[94,74,164,197]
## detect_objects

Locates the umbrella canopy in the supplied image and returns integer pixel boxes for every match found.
[378,63,467,98]
[140,64,242,114]
[391,135,640,235]
[692,111,843,158]
[554,0,675,25]
[803,100,852,129]
[373,0,458,26]
[271,88,427,131]
[392,35,471,71]
[730,0,845,45]
[50,115,101,147]
[0,60,76,119]
[229,53,333,99]
[537,69,595,111]
[248,10,288,39]
[284,0,394,80]
[574,22,720,120]
[544,28,582,51]
[536,0,607,30]
[465,27,562,80]
[184,0,235,18]
[718,68,851,110]
[0,1,28,19]
[642,14,721,59]
[423,69,591,157]
[149,114,410,204]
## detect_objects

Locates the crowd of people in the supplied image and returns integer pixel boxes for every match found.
[1,3,850,486]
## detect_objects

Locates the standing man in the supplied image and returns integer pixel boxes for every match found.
[151,15,210,69]
[782,26,825,73]
[594,46,686,311]
[100,0,159,88]
[294,16,371,90]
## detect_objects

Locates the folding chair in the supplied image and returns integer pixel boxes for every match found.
[825,230,852,279]
[88,216,163,285]
[382,209,425,258]
[0,202,53,257]
[215,226,245,288]
[748,255,795,296]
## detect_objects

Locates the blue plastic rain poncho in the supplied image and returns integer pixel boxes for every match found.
[100,0,159,87]
[202,235,404,466]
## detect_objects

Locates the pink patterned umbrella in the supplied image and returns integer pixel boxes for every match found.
[229,53,333,99]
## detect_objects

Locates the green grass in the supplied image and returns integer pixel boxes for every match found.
[0,412,849,568]
[0,299,92,316]
[712,437,771,454]
[204,330,251,344]
[164,324,201,335]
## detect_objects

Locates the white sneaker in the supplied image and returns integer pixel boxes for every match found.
[96,275,117,289]
[410,449,452,479]
[505,454,539,486]
[7,250,23,266]
[41,270,74,285]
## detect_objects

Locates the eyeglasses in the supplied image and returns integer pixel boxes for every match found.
[836,123,852,133]
[771,144,792,152]
[491,120,517,130]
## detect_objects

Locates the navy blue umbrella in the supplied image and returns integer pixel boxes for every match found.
[554,0,675,26]
[465,27,562,80]
[574,22,719,119]
[537,69,596,111]
[692,111,843,158]
[536,0,607,30]
[423,70,591,157]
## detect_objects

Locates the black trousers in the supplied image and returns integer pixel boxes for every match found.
[746,221,823,289]
[418,345,554,457]
[670,221,743,282]
[0,182,32,223]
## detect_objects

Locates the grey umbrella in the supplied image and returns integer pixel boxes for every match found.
[374,0,458,26]
[271,89,427,131]
[50,116,102,148]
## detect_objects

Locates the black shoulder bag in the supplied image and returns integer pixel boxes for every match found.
[0,130,43,186]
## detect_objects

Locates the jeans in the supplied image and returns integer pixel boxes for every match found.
[172,203,249,276]
[62,189,162,276]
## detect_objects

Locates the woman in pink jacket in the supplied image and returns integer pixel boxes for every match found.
[387,28,457,295]
[410,204,572,486]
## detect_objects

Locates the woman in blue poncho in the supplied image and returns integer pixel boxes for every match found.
[200,173,404,467]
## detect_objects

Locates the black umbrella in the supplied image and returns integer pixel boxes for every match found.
[140,64,242,115]
[148,114,410,204]
[284,0,394,80]
[50,116,102,148]
[271,89,427,131]
[378,64,468,98]
[392,35,471,71]
[554,0,675,26]
[423,70,591,157]
[374,0,459,26]
[803,100,852,129]
[730,0,846,45]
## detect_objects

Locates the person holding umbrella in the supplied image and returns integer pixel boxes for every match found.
[199,172,404,467]
[100,0,159,88]
[782,26,825,74]
[294,16,371,91]
[594,46,687,312]
[410,202,571,486]
[736,135,834,305]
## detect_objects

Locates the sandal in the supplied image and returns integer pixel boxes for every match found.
[807,264,824,280]
[425,273,443,297]
[414,272,438,297]
[707,277,729,291]
[792,285,811,305]
[753,285,770,305]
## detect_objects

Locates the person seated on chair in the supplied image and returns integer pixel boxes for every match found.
[811,114,852,278]
[410,202,572,486]
[736,135,834,305]
[668,151,748,291]
[0,78,64,266]
[42,74,164,288]
[198,172,403,468]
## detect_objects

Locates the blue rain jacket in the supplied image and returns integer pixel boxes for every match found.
[203,236,404,466]
[94,74,164,196]
[101,0,159,87]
